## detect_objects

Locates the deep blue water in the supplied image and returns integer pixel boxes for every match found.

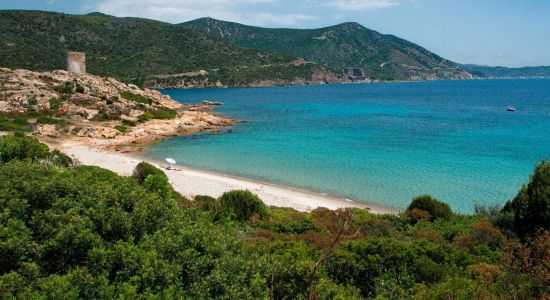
[141,79,550,212]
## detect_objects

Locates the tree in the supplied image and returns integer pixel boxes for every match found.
[506,161,550,236]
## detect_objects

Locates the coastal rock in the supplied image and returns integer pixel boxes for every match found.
[73,125,120,139]
[0,68,236,149]
[36,124,59,136]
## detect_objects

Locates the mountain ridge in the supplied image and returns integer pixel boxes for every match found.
[181,17,473,81]
[460,64,550,78]
[0,10,472,87]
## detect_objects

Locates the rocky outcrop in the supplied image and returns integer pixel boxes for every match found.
[0,68,236,149]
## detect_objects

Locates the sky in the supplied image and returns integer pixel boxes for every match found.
[2,0,549,67]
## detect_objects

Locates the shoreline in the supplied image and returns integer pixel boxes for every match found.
[53,139,398,214]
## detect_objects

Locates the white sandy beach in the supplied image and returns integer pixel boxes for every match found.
[56,141,397,214]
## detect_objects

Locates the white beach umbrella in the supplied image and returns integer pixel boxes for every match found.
[165,158,176,165]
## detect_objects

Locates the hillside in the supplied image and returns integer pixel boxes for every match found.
[0,10,342,87]
[461,64,550,78]
[182,18,472,81]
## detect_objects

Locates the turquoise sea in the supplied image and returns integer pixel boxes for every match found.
[141,79,550,212]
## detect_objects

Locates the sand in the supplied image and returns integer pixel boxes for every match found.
[51,140,398,214]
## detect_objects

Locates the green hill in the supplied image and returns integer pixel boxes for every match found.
[182,18,472,81]
[0,10,339,87]
[460,64,550,78]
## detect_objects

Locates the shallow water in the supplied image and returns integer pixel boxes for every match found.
[141,79,550,212]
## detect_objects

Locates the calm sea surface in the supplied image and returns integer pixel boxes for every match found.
[141,79,550,212]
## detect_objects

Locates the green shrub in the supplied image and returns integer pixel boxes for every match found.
[407,195,453,220]
[49,150,73,167]
[218,190,267,221]
[150,108,177,120]
[132,161,167,184]
[90,109,120,121]
[57,81,75,94]
[0,116,30,132]
[138,112,154,122]
[36,116,66,125]
[194,195,218,212]
[75,83,85,93]
[27,97,37,105]
[0,135,49,163]
[121,119,137,127]
[114,125,127,133]
[143,174,172,200]
[120,91,153,105]
[505,161,550,237]
[48,98,61,110]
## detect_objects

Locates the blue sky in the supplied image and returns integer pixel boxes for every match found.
[2,0,549,67]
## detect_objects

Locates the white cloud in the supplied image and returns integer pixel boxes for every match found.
[93,0,316,26]
[324,0,399,10]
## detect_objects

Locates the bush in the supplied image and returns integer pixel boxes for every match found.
[27,97,37,105]
[143,174,172,200]
[466,262,502,281]
[36,116,67,125]
[48,98,61,110]
[49,150,73,167]
[120,91,153,105]
[505,161,550,237]
[150,108,177,120]
[194,195,218,212]
[121,119,137,127]
[405,208,432,223]
[0,135,49,163]
[132,161,167,184]
[90,109,120,121]
[218,190,267,221]
[138,112,154,122]
[0,116,30,132]
[407,195,453,220]
[56,81,75,94]
[75,83,85,93]
[114,125,127,133]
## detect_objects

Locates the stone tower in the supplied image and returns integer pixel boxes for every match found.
[67,51,86,73]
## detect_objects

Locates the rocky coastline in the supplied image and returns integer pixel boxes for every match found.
[0,68,235,151]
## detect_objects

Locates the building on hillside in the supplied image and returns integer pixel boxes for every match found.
[343,68,368,81]
[67,51,86,74]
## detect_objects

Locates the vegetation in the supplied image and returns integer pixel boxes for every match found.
[149,108,177,120]
[120,91,153,105]
[0,135,548,299]
[218,190,268,221]
[113,125,127,133]
[182,18,470,81]
[36,115,67,125]
[504,161,550,237]
[0,135,72,166]
[121,119,137,127]
[0,116,30,133]
[0,11,331,86]
[461,64,550,78]
[407,194,453,221]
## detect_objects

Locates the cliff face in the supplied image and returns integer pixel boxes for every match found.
[0,68,234,148]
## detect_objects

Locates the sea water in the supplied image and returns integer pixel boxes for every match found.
[140,79,550,212]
